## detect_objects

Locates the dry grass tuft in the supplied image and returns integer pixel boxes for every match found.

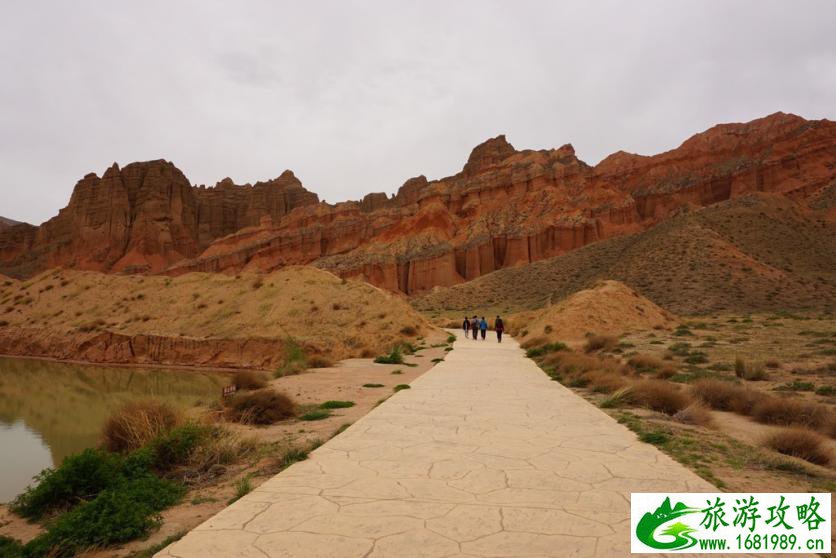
[673,404,714,427]
[102,400,182,453]
[631,380,691,415]
[735,357,768,380]
[232,370,268,391]
[225,389,297,425]
[627,354,665,373]
[583,334,618,353]
[763,427,831,465]
[585,371,627,394]
[751,397,832,429]
[690,379,764,414]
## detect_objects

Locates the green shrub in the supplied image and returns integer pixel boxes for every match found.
[275,338,307,377]
[319,400,355,409]
[363,383,384,388]
[300,409,332,421]
[815,385,835,396]
[228,475,252,504]
[684,351,709,364]
[26,475,184,557]
[149,424,209,473]
[374,346,403,365]
[525,342,569,359]
[11,448,123,520]
[446,334,456,343]
[393,384,411,392]
[639,431,670,446]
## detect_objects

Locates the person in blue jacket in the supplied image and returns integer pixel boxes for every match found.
[479,316,488,340]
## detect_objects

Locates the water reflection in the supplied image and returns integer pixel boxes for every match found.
[0,357,229,502]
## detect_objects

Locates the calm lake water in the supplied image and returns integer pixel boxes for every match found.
[0,357,229,502]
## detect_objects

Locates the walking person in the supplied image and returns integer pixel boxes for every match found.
[462,316,470,339]
[495,315,504,343]
[479,316,488,340]
[471,315,479,341]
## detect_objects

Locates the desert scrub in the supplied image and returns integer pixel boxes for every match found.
[734,357,767,380]
[363,383,384,388]
[393,384,411,392]
[446,334,456,343]
[299,409,332,421]
[102,400,182,453]
[232,370,268,391]
[319,400,355,409]
[228,475,253,504]
[225,389,296,425]
[583,334,617,353]
[525,342,568,359]
[630,380,691,415]
[275,338,307,377]
[374,346,403,365]
[763,427,831,465]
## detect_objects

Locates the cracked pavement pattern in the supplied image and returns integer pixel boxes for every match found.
[159,333,744,557]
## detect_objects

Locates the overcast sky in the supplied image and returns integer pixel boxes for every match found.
[1,1,834,225]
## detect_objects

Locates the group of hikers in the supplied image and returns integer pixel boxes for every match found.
[462,315,504,342]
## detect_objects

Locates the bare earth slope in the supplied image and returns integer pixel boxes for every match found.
[1,113,833,295]
[0,266,437,369]
[412,191,836,316]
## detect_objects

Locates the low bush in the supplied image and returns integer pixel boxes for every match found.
[363,383,384,388]
[520,336,547,350]
[690,379,764,414]
[673,404,714,427]
[585,371,627,394]
[751,398,831,429]
[232,370,268,391]
[600,387,634,408]
[319,400,355,409]
[584,334,618,353]
[300,409,331,421]
[149,424,210,473]
[306,355,334,369]
[275,338,307,377]
[374,346,403,365]
[102,400,182,453]
[225,390,296,425]
[393,384,411,392]
[735,357,767,380]
[525,342,568,359]
[446,334,457,343]
[627,354,665,373]
[684,351,709,365]
[668,342,691,357]
[11,448,124,520]
[631,380,691,415]
[763,427,831,465]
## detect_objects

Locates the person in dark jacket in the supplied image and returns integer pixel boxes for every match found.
[462,316,470,339]
[471,315,479,340]
[495,316,504,342]
[479,316,488,340]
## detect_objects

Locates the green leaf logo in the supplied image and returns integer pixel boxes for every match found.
[636,497,700,550]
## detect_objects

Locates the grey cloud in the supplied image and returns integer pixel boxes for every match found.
[0,0,834,224]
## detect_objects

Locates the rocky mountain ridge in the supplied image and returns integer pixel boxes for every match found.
[1,112,833,294]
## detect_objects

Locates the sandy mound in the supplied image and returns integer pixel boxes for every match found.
[0,266,440,367]
[511,280,676,347]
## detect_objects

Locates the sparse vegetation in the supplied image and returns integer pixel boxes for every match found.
[363,383,384,388]
[763,428,831,465]
[102,400,182,453]
[225,390,296,425]
[583,334,617,353]
[374,346,403,365]
[319,400,355,409]
[232,370,268,391]
[393,384,410,392]
[630,380,691,415]
[299,409,331,421]
[275,338,308,377]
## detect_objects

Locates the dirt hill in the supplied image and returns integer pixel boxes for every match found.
[413,191,836,316]
[511,280,676,348]
[0,266,439,369]
[1,113,833,295]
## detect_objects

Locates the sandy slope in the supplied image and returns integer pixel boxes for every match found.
[0,266,439,368]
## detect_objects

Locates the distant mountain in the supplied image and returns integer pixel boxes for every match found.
[412,189,836,315]
[0,112,834,291]
[0,216,21,229]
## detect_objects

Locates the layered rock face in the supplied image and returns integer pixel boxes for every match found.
[0,162,318,275]
[1,112,834,293]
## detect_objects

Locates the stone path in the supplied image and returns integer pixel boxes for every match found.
[160,333,722,557]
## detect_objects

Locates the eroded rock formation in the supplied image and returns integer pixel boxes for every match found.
[1,112,833,293]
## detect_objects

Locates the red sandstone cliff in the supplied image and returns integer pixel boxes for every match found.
[1,112,833,292]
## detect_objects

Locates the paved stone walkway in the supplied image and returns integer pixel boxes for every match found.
[161,334,722,557]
